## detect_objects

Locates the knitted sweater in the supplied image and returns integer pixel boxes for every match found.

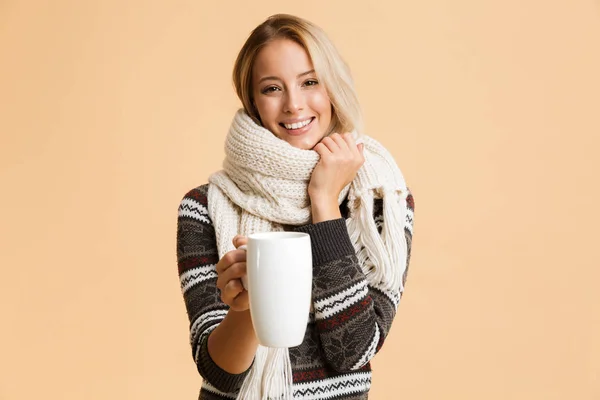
[177,184,415,399]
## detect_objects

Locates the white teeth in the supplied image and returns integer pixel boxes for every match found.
[284,119,311,130]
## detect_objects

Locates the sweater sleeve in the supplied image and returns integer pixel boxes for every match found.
[176,185,251,393]
[293,190,415,372]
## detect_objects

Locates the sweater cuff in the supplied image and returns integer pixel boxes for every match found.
[293,218,355,266]
[198,334,251,393]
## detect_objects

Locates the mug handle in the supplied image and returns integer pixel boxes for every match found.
[237,244,248,290]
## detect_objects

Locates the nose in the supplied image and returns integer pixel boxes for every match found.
[283,87,305,113]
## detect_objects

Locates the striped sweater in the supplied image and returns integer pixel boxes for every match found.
[176,184,414,399]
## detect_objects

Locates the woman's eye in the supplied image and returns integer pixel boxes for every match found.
[262,86,280,94]
[304,79,318,87]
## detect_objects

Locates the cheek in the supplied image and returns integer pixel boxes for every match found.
[309,91,332,119]
[255,97,280,124]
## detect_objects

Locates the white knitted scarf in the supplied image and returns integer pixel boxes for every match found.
[207,109,409,399]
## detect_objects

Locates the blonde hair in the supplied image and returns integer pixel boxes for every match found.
[232,14,364,135]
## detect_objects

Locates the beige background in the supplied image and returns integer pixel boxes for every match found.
[1,0,599,399]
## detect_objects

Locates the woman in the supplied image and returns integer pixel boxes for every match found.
[177,14,415,399]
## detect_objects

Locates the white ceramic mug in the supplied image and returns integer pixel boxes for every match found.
[239,231,312,348]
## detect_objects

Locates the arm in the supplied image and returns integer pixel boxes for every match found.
[207,310,257,375]
[295,191,414,371]
[177,186,256,393]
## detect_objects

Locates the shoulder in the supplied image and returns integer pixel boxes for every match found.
[178,184,212,225]
[180,184,210,206]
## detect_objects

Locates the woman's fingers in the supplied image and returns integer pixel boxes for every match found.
[320,135,341,153]
[341,133,362,156]
[313,142,329,157]
[214,237,250,310]
[357,142,364,154]
[232,235,248,248]
[216,260,247,290]
[216,248,245,274]
[221,278,244,305]
[322,132,361,158]
[331,132,352,152]
[230,290,249,312]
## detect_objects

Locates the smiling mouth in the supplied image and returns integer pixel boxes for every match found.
[279,117,315,130]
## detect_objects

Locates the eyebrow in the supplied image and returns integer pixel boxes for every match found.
[258,69,316,84]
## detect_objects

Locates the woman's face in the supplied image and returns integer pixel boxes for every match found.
[252,39,332,150]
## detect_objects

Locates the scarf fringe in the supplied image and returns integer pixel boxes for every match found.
[380,189,408,292]
[348,188,408,292]
[237,346,293,400]
[237,346,266,399]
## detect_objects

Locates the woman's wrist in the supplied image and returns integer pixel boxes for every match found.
[310,194,341,223]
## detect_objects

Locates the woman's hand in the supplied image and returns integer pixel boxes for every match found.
[308,133,364,222]
[208,237,258,374]
[215,235,249,312]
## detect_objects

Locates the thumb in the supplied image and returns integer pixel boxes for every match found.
[233,235,248,248]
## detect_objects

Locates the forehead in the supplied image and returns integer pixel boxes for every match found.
[252,39,314,79]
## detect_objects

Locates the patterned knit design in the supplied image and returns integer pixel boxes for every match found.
[177,184,415,399]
